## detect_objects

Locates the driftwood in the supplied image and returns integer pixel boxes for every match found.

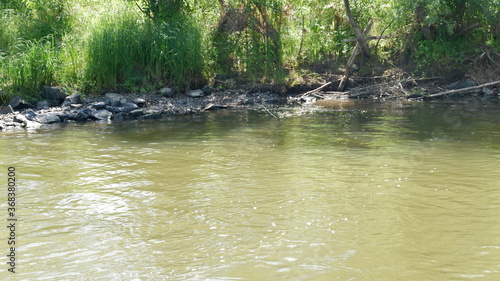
[423,80,500,100]
[348,77,437,98]
[300,82,332,97]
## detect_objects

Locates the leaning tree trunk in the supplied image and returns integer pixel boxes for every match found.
[343,0,370,58]
[338,19,374,91]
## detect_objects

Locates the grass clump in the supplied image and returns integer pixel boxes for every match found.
[84,8,205,92]
[1,37,59,102]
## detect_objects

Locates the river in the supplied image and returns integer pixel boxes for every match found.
[1,99,500,280]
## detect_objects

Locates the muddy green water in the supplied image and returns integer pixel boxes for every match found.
[1,99,500,280]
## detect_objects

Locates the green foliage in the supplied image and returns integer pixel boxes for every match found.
[137,0,190,21]
[2,38,59,99]
[23,0,72,41]
[0,0,499,103]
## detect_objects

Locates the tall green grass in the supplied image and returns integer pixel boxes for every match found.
[1,38,59,102]
[84,8,205,92]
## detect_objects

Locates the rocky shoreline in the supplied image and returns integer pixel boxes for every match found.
[1,76,499,132]
[0,87,286,131]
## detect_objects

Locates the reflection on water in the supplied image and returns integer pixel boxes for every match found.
[1,100,500,280]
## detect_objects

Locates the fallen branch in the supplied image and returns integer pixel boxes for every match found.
[300,82,332,97]
[260,104,279,119]
[424,80,500,99]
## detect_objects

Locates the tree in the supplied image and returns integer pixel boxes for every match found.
[343,0,371,57]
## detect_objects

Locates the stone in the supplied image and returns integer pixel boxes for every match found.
[202,85,212,95]
[36,100,51,110]
[482,87,494,96]
[0,105,14,114]
[123,102,139,112]
[130,109,145,118]
[186,89,204,98]
[9,96,33,110]
[159,87,173,97]
[64,108,92,121]
[70,104,83,109]
[74,108,93,121]
[42,86,66,105]
[138,109,162,120]
[13,114,28,126]
[226,79,236,88]
[201,103,227,111]
[36,113,61,124]
[93,101,107,110]
[105,106,124,113]
[113,112,128,121]
[132,98,146,107]
[92,109,113,121]
[56,112,71,122]
[62,93,82,106]
[105,93,127,107]
[24,110,37,121]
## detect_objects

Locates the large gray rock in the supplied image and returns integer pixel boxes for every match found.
[202,85,212,95]
[24,110,37,121]
[130,109,145,118]
[123,102,139,112]
[92,109,113,121]
[0,105,14,114]
[105,93,127,107]
[62,93,82,106]
[74,108,93,121]
[55,112,71,122]
[105,106,124,114]
[92,101,107,110]
[159,87,173,97]
[9,96,33,110]
[132,98,146,107]
[186,89,204,98]
[113,112,127,121]
[36,113,61,124]
[42,86,66,105]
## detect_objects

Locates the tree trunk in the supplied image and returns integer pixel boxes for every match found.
[416,6,433,40]
[496,11,500,40]
[343,0,370,58]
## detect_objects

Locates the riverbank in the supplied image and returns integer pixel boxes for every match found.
[0,88,287,131]
[1,74,499,131]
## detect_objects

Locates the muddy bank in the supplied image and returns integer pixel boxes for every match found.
[0,88,286,131]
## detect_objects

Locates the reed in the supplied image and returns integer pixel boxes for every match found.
[2,38,59,101]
